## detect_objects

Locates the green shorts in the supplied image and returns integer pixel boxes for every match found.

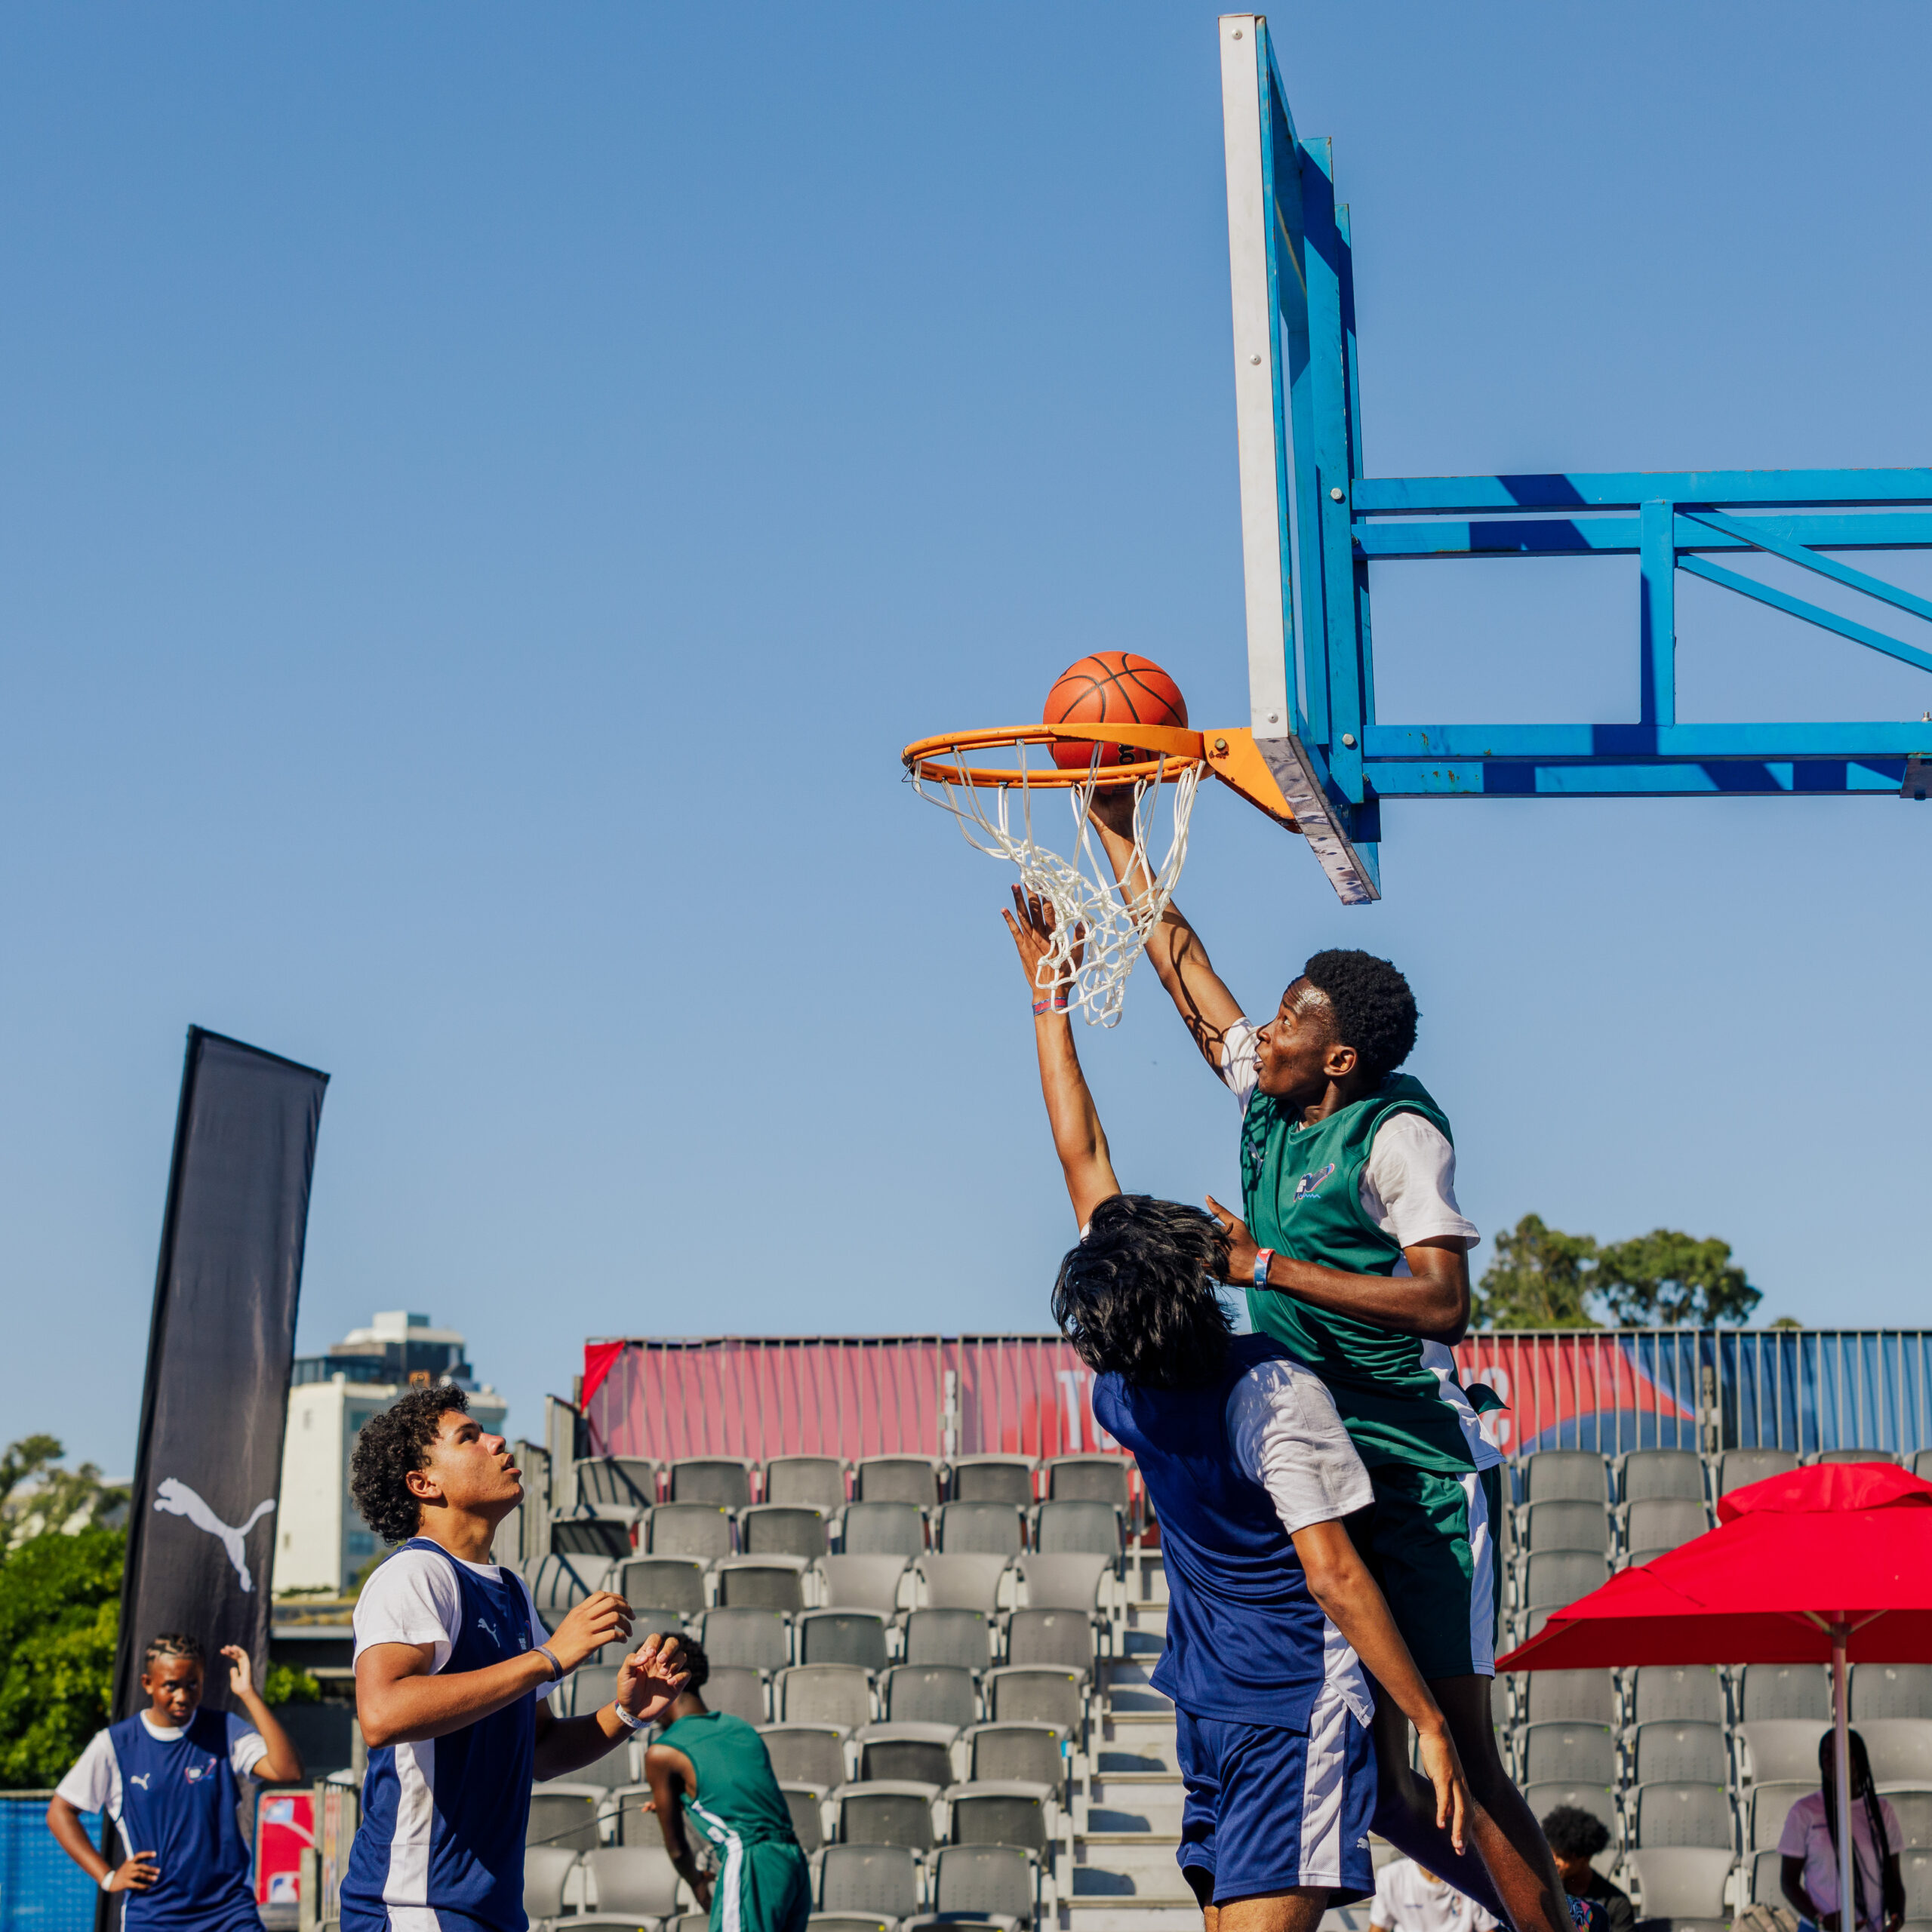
[1344,1462,1502,1683]
[709,1837,811,1932]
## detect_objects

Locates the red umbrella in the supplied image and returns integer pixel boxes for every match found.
[1498,1463,1932,1930]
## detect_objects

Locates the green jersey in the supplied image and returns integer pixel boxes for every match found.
[1238,1071,1492,1475]
[657,1710,797,1847]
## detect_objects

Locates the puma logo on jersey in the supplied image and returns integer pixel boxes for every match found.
[129,1774,152,1791]
[1294,1162,1337,1201]
[475,1617,502,1644]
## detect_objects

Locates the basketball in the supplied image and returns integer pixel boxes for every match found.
[1042,651,1189,770]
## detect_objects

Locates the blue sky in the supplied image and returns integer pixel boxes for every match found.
[4,4,1930,1475]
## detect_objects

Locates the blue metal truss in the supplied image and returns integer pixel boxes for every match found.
[1220,16,1932,903]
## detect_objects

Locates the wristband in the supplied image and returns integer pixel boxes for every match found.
[1032,996,1070,1016]
[1252,1247,1274,1290]
[100,1872,115,1893]
[611,1700,646,1732]
[536,1644,566,1682]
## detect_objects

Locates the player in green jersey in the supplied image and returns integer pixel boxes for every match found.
[644,1640,811,1932]
[1090,798,1570,1932]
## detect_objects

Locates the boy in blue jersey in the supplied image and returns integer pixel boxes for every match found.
[48,1632,305,1930]
[1004,890,1469,1932]
[340,1385,689,1932]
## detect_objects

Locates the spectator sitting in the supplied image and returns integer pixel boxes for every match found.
[1780,1729,1906,1932]
[1541,1805,1634,1932]
[1371,1853,1500,1932]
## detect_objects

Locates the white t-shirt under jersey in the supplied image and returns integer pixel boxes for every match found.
[352,1545,552,1692]
[57,1711,269,1821]
[1371,1856,1500,1932]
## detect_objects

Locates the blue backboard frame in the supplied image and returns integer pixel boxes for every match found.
[1220,14,1932,904]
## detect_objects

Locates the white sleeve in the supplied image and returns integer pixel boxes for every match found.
[1219,1018,1261,1111]
[226,1711,269,1779]
[1226,1358,1375,1536]
[352,1549,466,1672]
[1360,1113,1479,1251]
[54,1730,118,1815]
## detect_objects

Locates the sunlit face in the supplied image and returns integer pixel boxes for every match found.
[1252,978,1357,1106]
[408,1411,524,1524]
[142,1654,203,1726]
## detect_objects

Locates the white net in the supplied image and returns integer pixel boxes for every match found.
[909,740,1203,1026]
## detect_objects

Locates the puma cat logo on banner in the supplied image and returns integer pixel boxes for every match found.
[153,1478,276,1592]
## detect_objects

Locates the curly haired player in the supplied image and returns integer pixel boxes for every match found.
[1087,795,1573,1932]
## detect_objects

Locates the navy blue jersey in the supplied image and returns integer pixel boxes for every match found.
[106,1706,260,1932]
[340,1540,540,1931]
[1094,1334,1335,1730]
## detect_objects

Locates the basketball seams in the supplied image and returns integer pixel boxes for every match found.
[1041,651,1186,766]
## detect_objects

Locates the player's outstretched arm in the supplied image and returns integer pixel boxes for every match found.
[1086,788,1244,1074]
[1002,888,1120,1229]
[1293,1517,1471,1856]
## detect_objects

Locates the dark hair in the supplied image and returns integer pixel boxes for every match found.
[349,1384,472,1546]
[672,1636,710,1694]
[143,1632,205,1670]
[1051,1195,1233,1390]
[1302,949,1418,1081]
[1820,1728,1900,1927]
[1541,1804,1611,1861]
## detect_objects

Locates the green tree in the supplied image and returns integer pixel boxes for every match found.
[1474,1214,1603,1328]
[0,1522,123,1788]
[1592,1229,1761,1326]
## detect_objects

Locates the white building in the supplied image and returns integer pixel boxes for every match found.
[272,1311,508,1595]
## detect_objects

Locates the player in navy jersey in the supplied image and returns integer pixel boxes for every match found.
[1004,890,1471,1932]
[340,1385,689,1932]
[48,1631,304,1931]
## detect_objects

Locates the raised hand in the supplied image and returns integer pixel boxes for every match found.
[549,1592,635,1672]
[221,1644,255,1702]
[1204,1195,1258,1284]
[1001,886,1083,998]
[615,1631,691,1729]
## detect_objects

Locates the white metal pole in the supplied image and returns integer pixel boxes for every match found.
[1833,1622,1855,1932]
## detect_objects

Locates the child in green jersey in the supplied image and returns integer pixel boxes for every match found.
[1089,796,1571,1932]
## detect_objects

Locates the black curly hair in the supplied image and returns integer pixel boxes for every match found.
[1052,1195,1234,1390]
[1541,1804,1611,1861]
[1301,948,1418,1081]
[143,1632,205,1670]
[349,1383,472,1547]
[672,1635,711,1694]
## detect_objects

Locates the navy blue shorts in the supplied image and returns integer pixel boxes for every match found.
[1176,1685,1377,1906]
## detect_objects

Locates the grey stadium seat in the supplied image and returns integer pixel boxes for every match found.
[782,1783,827,1857]
[966,1723,1066,1790]
[1862,1719,1932,1786]
[949,1457,1036,1508]
[1034,1500,1122,1558]
[820,1555,911,1614]
[857,1723,957,1787]
[1017,1552,1110,1614]
[810,1918,895,1932]
[1045,1456,1132,1511]
[1885,1792,1932,1849]
[1520,1670,1616,1726]
[918,1554,1012,1614]
[798,1610,891,1672]
[648,1504,734,1564]
[946,1781,1052,1856]
[583,1845,684,1919]
[1633,1666,1724,1726]
[1521,1500,1611,1553]
[523,1846,580,1924]
[937,1501,1026,1556]
[1739,1718,1832,1785]
[765,1456,848,1511]
[717,1558,808,1614]
[832,1780,940,1852]
[1854,1664,1932,1720]
[1522,1722,1614,1787]
[1749,1782,1812,1851]
[669,1457,754,1510]
[1624,1846,1736,1925]
[700,1607,790,1673]
[1902,1850,1932,1915]
[914,1842,1038,1930]
[1005,1608,1097,1678]
[743,1505,832,1561]
[1719,1448,1799,1495]
[1814,1447,1897,1466]
[1740,1665,1829,1721]
[905,1607,994,1672]
[577,1455,660,1511]
[841,1501,928,1558]
[618,1557,708,1617]
[1749,1847,1784,1904]
[550,1518,633,1561]
[855,1457,943,1511]
[527,1786,601,1852]
[817,1844,922,1921]
[1621,1450,1707,1504]
[883,1664,979,1730]
[1524,1782,1617,1842]
[1915,1449,1932,1482]
[1633,1782,1733,1850]
[986,1666,1084,1735]
[778,1665,875,1732]
[667,1910,712,1932]
[705,1665,769,1725]
[1521,1550,1610,1612]
[565,1663,623,1721]
[1521,1451,1610,1503]
[760,1724,850,1789]
[529,1551,615,1618]
[1633,1721,1728,1787]
[1626,1497,1708,1562]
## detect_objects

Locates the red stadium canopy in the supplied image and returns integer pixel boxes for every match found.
[1498,1462,1932,1927]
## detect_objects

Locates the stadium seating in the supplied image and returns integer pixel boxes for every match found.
[985,1666,1084,1737]
[949,1456,1037,1508]
[1521,1550,1610,1614]
[1718,1448,1798,1495]
[1915,1449,1932,1482]
[1521,1499,1612,1553]
[1518,1669,1616,1725]
[964,1723,1065,1790]
[568,1664,623,1722]
[743,1505,832,1561]
[549,1520,632,1560]
[704,1665,768,1725]
[1017,1552,1112,1614]
[1620,1449,1706,1504]
[1004,1608,1097,1678]
[1856,1665,1932,1719]
[647,1504,735,1564]
[669,1458,755,1510]
[1632,1666,1725,1726]
[945,1780,1053,1856]
[1740,1663,1829,1721]
[1634,1783,1733,1850]
[815,1844,923,1923]
[619,1557,708,1618]
[906,1842,1039,1930]
[882,1663,978,1730]
[1522,1722,1614,1787]
[918,1554,1012,1614]
[582,1845,684,1920]
[1034,1500,1122,1558]
[1747,1781,1811,1852]
[529,1552,615,1620]
[821,1554,912,1614]
[576,1456,661,1512]
[524,1845,580,1924]
[1623,1845,1735,1929]
[1632,1721,1728,1786]
[1044,1456,1132,1512]
[1521,1451,1611,1503]
[782,1783,828,1857]
[904,1607,995,1672]
[832,1781,941,1852]
[937,1501,1026,1556]
[1860,1718,1932,1786]
[855,1457,943,1511]
[761,1724,850,1789]
[528,1786,602,1853]
[797,1609,891,1671]
[856,1724,957,1787]
[1748,1847,1783,1904]
[841,1501,928,1558]
[1814,1447,1897,1466]
[700,1607,790,1673]
[1739,1718,1832,1785]
[1624,1497,1709,1564]
[765,1456,848,1510]
[715,1557,809,1614]
[779,1665,875,1731]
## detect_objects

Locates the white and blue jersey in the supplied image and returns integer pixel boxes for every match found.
[56,1707,265,1932]
[340,1538,551,1932]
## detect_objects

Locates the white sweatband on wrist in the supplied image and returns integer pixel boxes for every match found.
[611,1701,645,1731]
[100,1872,115,1892]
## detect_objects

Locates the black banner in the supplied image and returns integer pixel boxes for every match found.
[111,1027,329,1721]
